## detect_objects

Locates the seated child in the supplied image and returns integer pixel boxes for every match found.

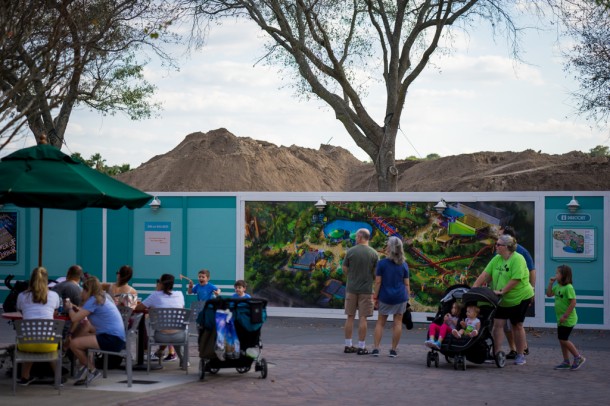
[425,302,462,350]
[452,304,481,338]
[232,280,251,298]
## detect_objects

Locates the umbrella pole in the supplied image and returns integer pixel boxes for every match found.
[38,208,43,267]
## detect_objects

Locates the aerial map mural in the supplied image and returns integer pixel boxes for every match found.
[245,200,534,312]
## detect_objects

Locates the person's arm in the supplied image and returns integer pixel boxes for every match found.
[68,304,90,324]
[546,277,556,297]
[472,272,491,288]
[404,278,411,302]
[529,269,536,288]
[373,275,381,300]
[101,282,111,291]
[188,281,194,295]
[560,298,577,324]
[496,279,519,296]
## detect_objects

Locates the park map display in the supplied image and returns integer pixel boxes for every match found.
[245,201,534,312]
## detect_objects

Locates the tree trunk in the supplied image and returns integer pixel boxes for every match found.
[374,126,399,192]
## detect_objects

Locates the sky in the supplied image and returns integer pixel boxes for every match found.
[5,10,609,168]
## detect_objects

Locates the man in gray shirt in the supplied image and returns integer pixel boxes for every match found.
[52,264,83,313]
[342,228,379,355]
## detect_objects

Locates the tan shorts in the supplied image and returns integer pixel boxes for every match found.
[344,292,374,317]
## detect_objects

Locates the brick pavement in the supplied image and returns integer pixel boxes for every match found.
[1,319,609,405]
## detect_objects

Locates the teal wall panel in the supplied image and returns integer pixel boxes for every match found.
[544,196,604,325]
[78,209,103,278]
[106,208,133,277]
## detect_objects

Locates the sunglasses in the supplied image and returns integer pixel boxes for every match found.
[495,243,506,247]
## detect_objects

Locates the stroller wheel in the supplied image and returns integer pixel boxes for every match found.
[453,356,459,370]
[495,351,506,368]
[426,352,432,367]
[259,358,268,379]
[236,366,251,374]
[209,367,219,374]
[434,353,439,368]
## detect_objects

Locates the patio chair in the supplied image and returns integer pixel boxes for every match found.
[12,319,65,395]
[189,300,207,339]
[146,308,191,374]
[87,311,142,387]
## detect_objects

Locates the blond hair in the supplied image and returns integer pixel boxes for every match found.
[28,266,49,304]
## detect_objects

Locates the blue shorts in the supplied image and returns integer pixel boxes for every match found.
[97,333,125,352]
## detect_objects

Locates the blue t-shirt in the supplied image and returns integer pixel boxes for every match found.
[192,283,218,301]
[232,293,251,298]
[376,258,409,305]
[516,244,535,272]
[83,295,126,340]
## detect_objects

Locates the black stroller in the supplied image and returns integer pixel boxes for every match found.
[197,297,268,380]
[425,285,505,370]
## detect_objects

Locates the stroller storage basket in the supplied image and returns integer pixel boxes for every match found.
[197,298,268,380]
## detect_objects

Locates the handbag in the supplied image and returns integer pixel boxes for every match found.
[402,302,414,330]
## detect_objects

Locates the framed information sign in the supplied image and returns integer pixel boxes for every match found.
[551,226,596,261]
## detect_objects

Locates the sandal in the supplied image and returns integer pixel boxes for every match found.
[357,348,369,355]
[344,346,357,354]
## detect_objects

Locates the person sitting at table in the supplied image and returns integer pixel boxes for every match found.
[68,276,126,386]
[52,264,84,311]
[135,273,185,364]
[15,266,61,386]
[102,265,138,309]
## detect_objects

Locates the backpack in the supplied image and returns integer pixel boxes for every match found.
[3,274,28,312]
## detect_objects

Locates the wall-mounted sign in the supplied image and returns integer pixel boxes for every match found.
[551,226,596,261]
[144,221,171,256]
[0,211,18,263]
[556,213,591,222]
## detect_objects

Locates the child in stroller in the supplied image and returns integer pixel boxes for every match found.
[424,301,462,350]
[425,285,505,370]
[452,304,481,339]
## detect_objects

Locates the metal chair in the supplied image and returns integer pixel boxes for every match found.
[12,319,64,395]
[146,308,191,374]
[87,310,142,387]
[189,300,207,338]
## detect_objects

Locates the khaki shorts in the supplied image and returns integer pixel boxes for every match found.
[344,292,374,317]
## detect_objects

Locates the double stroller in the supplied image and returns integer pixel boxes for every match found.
[425,284,505,370]
[196,297,268,380]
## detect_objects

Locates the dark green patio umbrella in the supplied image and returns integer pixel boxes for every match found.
[0,143,152,265]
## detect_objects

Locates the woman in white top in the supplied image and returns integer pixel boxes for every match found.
[16,266,61,386]
[102,265,138,309]
[136,273,185,363]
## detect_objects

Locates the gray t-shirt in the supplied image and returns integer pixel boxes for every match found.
[52,280,82,306]
[344,244,379,294]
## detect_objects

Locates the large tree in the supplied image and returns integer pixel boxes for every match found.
[0,0,177,150]
[185,1,522,191]
[553,0,610,126]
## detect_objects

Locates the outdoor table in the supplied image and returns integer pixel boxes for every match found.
[2,311,69,321]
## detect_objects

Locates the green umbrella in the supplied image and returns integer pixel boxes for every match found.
[0,143,152,265]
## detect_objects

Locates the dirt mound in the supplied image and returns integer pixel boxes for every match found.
[117,129,367,192]
[117,129,610,192]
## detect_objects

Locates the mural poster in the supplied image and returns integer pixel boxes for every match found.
[0,211,17,263]
[244,201,534,312]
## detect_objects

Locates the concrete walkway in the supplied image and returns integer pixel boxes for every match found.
[1,317,608,405]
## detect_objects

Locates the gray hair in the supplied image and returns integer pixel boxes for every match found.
[497,234,517,252]
[386,236,405,264]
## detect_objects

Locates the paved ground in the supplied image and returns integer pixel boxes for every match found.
[1,317,608,405]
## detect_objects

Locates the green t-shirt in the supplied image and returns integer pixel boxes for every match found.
[553,283,578,327]
[483,252,534,307]
[344,244,378,294]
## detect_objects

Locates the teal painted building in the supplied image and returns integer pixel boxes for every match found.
[1,192,608,329]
